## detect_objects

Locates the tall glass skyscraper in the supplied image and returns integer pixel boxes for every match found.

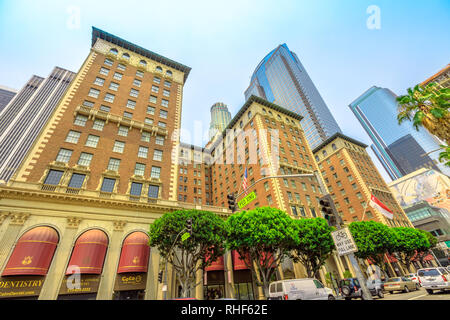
[349,86,448,180]
[244,43,342,149]
[209,102,231,140]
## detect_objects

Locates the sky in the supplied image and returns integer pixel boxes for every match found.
[0,0,449,182]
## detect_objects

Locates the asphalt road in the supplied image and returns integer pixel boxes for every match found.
[378,287,450,300]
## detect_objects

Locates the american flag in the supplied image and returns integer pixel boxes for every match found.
[242,168,248,194]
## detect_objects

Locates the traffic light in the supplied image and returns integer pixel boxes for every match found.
[158,271,163,283]
[319,195,337,227]
[227,193,237,212]
[186,218,193,235]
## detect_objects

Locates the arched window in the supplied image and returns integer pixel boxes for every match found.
[322,150,327,157]
[109,48,118,55]
[156,66,162,73]
[332,143,337,151]
[315,155,320,162]
[166,70,172,76]
[66,229,108,275]
[117,232,150,273]
[2,226,59,276]
[139,60,147,66]
[122,53,130,60]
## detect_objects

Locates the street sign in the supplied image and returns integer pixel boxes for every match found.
[181,232,190,242]
[331,227,358,256]
[238,191,257,209]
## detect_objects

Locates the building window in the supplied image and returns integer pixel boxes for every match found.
[164,81,171,88]
[146,106,155,115]
[149,95,157,104]
[100,67,109,75]
[163,89,170,97]
[118,126,128,137]
[107,158,121,171]
[133,79,142,87]
[153,77,161,84]
[130,182,142,197]
[68,173,86,189]
[92,119,105,131]
[148,185,159,198]
[56,148,72,163]
[44,170,64,185]
[130,89,139,97]
[78,152,93,166]
[158,121,166,128]
[139,60,147,66]
[123,111,133,118]
[166,70,172,76]
[151,85,159,93]
[161,99,169,107]
[134,163,146,176]
[127,100,136,109]
[153,149,163,161]
[109,48,118,55]
[117,63,126,71]
[264,182,269,191]
[104,93,115,103]
[113,141,125,153]
[100,105,110,112]
[138,146,149,158]
[136,70,144,78]
[83,100,94,108]
[155,136,164,145]
[122,53,130,60]
[159,110,168,119]
[85,135,99,148]
[94,77,105,86]
[141,132,151,142]
[101,178,116,193]
[65,130,81,144]
[151,166,161,179]
[104,58,113,66]
[113,72,122,80]
[88,88,100,98]
[145,118,153,125]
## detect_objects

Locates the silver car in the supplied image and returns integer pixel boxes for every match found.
[417,267,450,294]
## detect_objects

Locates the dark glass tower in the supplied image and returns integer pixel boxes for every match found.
[245,44,342,149]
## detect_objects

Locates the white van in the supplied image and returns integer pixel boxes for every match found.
[268,278,335,300]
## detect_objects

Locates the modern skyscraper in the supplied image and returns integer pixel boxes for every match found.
[0,68,75,182]
[349,86,448,180]
[209,102,231,140]
[244,43,342,149]
[0,86,17,112]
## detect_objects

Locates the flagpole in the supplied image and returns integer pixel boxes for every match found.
[360,199,369,221]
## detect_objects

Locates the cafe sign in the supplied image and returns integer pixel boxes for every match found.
[114,273,147,291]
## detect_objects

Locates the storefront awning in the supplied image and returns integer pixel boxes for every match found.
[117,232,150,273]
[232,250,252,271]
[66,229,108,275]
[2,227,59,276]
[205,255,225,272]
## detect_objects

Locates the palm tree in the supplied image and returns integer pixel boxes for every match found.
[396,83,450,144]
[439,144,450,168]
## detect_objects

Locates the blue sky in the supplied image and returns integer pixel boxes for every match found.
[1,0,449,182]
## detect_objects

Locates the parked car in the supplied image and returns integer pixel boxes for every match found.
[366,279,385,298]
[383,277,418,293]
[338,278,364,300]
[405,273,420,286]
[268,278,335,300]
[417,267,450,294]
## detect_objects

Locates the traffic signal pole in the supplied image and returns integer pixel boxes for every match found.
[314,172,373,300]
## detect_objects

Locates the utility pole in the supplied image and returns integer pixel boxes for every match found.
[315,172,373,300]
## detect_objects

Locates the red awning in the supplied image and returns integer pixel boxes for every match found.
[2,226,59,276]
[384,253,398,263]
[66,229,108,275]
[260,252,276,268]
[117,232,150,273]
[424,254,434,261]
[232,250,252,270]
[205,254,225,272]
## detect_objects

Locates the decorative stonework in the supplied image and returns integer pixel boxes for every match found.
[9,212,30,225]
[66,216,82,229]
[0,212,10,225]
[113,220,127,232]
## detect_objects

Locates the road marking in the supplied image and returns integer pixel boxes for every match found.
[408,294,427,300]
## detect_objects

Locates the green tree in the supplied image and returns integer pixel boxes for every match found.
[390,227,430,273]
[290,217,334,278]
[149,209,226,298]
[438,144,450,168]
[397,83,450,144]
[349,221,395,277]
[225,207,299,298]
